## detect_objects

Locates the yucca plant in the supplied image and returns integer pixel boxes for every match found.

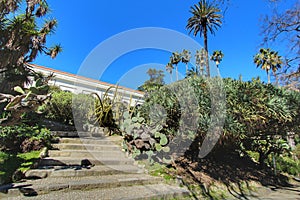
[92,86,118,132]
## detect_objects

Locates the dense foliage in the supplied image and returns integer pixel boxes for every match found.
[122,76,300,166]
[41,89,94,128]
[0,124,52,153]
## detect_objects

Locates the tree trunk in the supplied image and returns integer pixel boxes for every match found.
[203,27,210,77]
[176,65,179,81]
[267,70,270,84]
[186,63,188,75]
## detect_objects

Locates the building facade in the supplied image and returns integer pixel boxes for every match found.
[27,64,144,106]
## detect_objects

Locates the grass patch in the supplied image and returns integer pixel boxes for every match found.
[0,150,41,185]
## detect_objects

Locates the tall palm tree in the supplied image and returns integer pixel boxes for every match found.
[166,62,174,82]
[211,50,224,68]
[181,49,191,74]
[186,0,222,77]
[254,48,283,84]
[170,52,181,81]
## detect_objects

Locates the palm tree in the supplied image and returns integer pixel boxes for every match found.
[166,62,174,82]
[170,52,181,81]
[211,50,224,68]
[0,1,62,94]
[186,0,222,77]
[181,49,191,74]
[254,48,283,84]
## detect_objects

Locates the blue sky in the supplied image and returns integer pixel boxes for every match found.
[34,0,286,89]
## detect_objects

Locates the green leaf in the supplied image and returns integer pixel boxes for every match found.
[14,86,25,94]
[25,91,32,100]
[37,85,49,91]
[146,150,154,158]
[132,117,138,122]
[162,146,170,153]
[124,119,132,125]
[29,87,39,94]
[35,78,43,87]
[160,135,168,146]
[138,117,144,123]
[162,157,172,164]
[154,132,161,138]
[155,143,162,151]
[123,111,130,119]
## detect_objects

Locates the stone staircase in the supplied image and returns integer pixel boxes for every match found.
[0,132,191,200]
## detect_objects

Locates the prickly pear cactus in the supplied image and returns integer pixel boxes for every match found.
[120,111,171,164]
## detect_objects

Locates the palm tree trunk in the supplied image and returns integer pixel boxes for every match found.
[176,65,179,81]
[267,71,270,84]
[186,63,188,74]
[203,27,210,77]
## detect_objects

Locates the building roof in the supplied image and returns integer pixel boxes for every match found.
[27,63,145,95]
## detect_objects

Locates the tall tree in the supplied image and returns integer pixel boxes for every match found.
[138,68,165,92]
[0,0,62,94]
[211,50,224,68]
[166,62,174,82]
[261,0,299,89]
[181,49,192,74]
[170,52,181,81]
[186,0,222,77]
[254,48,283,84]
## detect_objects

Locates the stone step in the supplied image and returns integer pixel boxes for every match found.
[52,143,122,151]
[39,156,135,166]
[58,137,122,145]
[25,165,144,179]
[0,174,163,198]
[9,183,191,200]
[48,149,130,158]
[51,131,104,138]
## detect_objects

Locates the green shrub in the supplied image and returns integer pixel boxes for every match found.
[42,90,73,124]
[129,76,300,163]
[42,90,94,127]
[0,124,52,152]
[275,155,300,176]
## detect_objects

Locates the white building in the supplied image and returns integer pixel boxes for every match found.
[27,64,144,106]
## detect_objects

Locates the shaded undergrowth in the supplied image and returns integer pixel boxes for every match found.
[0,151,41,185]
[157,149,293,199]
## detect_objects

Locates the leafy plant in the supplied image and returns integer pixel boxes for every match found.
[0,124,52,152]
[92,86,119,130]
[129,76,300,166]
[121,111,172,163]
[275,155,300,176]
[42,89,94,128]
